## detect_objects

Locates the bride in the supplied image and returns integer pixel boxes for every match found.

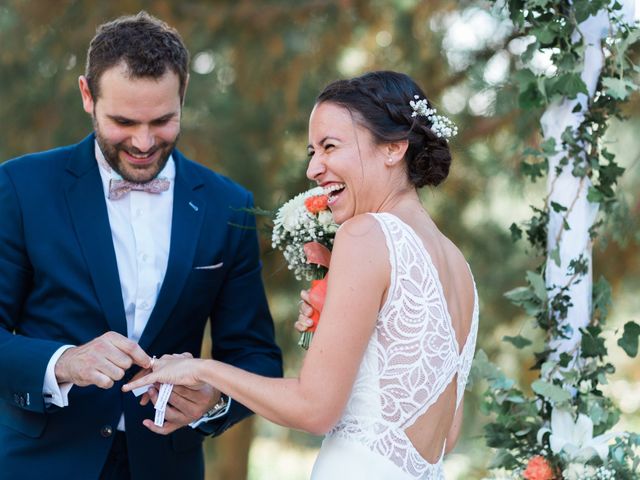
[124,70,478,479]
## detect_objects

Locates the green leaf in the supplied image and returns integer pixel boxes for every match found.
[558,353,572,368]
[504,286,532,303]
[581,326,607,358]
[540,137,557,155]
[532,23,556,45]
[575,0,602,22]
[503,335,533,349]
[526,270,547,302]
[602,77,638,100]
[469,350,509,388]
[617,321,640,357]
[548,73,589,99]
[549,245,561,267]
[522,160,547,182]
[488,449,519,469]
[592,276,612,319]
[587,186,604,203]
[510,223,523,242]
[521,39,540,63]
[531,379,571,403]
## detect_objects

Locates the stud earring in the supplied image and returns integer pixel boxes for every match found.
[387,157,394,164]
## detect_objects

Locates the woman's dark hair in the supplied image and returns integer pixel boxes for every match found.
[85,11,190,102]
[316,71,452,188]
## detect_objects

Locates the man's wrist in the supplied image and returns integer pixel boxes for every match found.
[205,394,228,417]
[189,394,231,429]
[44,345,75,407]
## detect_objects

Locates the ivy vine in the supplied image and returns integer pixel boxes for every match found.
[473,1,640,478]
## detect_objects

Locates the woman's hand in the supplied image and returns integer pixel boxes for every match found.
[122,353,205,392]
[295,289,315,333]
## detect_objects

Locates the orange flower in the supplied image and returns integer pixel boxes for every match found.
[304,195,328,214]
[523,456,555,480]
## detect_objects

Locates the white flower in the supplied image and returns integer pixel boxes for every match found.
[274,192,305,233]
[563,463,597,480]
[578,380,593,394]
[409,95,458,139]
[271,187,338,281]
[317,210,333,226]
[537,408,616,461]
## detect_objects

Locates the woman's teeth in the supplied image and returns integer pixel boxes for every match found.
[323,183,345,195]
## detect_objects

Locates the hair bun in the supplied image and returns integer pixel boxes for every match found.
[407,131,451,188]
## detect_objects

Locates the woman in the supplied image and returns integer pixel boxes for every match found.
[124,71,478,479]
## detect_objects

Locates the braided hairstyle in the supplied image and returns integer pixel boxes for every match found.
[316,71,452,188]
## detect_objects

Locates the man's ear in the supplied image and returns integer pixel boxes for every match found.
[78,76,95,114]
[181,74,190,106]
[387,140,409,164]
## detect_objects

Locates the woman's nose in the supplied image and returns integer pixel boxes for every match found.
[306,154,326,181]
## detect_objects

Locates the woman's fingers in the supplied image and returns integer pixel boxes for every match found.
[295,314,314,332]
[300,289,311,303]
[295,289,315,332]
[122,373,157,392]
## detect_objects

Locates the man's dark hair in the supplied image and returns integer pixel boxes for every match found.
[85,11,190,101]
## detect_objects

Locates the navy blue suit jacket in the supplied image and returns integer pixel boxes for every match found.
[0,134,282,479]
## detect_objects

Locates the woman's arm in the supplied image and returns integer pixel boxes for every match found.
[125,214,389,435]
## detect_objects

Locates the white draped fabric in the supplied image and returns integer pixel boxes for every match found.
[541,1,636,360]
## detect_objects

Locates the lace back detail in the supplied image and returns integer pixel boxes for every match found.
[327,213,479,480]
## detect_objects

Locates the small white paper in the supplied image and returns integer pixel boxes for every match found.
[155,383,174,411]
[153,383,174,427]
[154,408,166,426]
[132,385,152,397]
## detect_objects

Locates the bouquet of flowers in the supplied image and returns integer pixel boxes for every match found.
[271,186,339,349]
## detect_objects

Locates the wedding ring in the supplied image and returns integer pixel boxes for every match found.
[150,355,157,369]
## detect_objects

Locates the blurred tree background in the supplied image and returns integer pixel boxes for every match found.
[1,1,638,478]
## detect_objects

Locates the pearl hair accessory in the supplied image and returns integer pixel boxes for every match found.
[409,95,458,140]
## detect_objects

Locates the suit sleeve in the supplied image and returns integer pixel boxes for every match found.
[0,166,66,414]
[197,191,283,436]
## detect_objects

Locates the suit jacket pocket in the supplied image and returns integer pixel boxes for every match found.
[170,425,204,453]
[0,401,47,438]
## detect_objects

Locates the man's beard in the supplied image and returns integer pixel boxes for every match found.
[94,119,178,184]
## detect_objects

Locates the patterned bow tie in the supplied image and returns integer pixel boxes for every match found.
[108,178,170,200]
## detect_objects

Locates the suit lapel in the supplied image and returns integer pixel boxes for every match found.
[64,134,128,335]
[138,152,206,351]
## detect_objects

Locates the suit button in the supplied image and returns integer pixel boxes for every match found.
[100,425,114,438]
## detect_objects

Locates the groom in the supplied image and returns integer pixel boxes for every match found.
[0,11,282,480]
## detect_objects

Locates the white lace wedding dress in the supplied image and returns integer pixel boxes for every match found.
[311,213,479,480]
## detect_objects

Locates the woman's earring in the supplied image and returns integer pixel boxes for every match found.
[387,157,394,165]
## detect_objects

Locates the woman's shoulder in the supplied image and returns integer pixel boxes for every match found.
[331,214,389,265]
[329,214,391,301]
[335,213,386,247]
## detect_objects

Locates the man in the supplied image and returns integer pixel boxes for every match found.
[0,11,282,480]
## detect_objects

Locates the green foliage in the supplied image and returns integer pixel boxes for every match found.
[531,379,571,403]
[617,321,640,357]
[503,335,532,349]
[482,0,640,477]
[580,325,608,359]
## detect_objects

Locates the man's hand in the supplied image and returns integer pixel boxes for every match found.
[54,331,151,389]
[132,353,221,435]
